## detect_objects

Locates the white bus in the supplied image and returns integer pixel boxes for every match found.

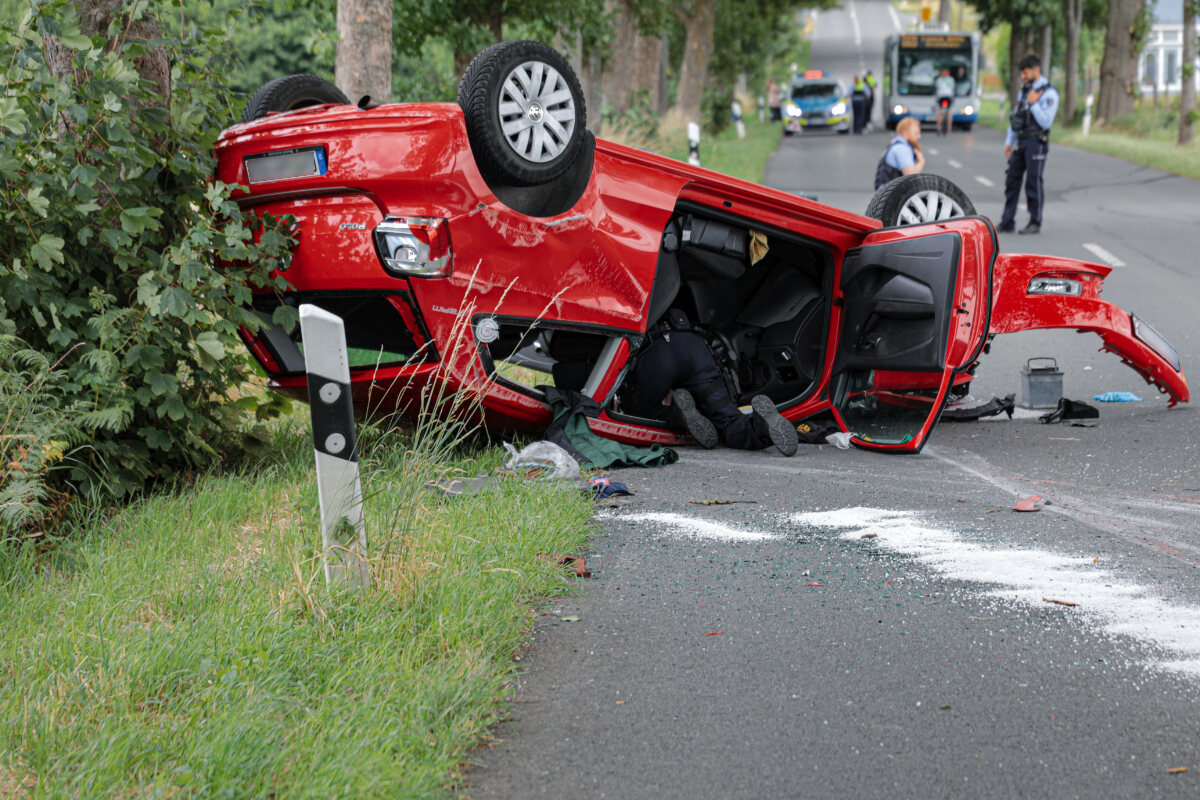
[883,31,981,131]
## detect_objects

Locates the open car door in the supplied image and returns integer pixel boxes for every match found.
[830,218,996,453]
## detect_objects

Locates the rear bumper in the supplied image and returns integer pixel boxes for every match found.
[989,254,1189,406]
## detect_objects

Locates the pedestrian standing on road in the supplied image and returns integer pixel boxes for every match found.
[934,68,956,135]
[767,78,782,122]
[997,53,1059,235]
[851,76,868,134]
[873,117,924,189]
[864,70,877,128]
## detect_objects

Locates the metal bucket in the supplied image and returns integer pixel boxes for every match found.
[1020,357,1063,409]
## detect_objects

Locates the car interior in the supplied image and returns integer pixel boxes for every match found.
[480,204,834,425]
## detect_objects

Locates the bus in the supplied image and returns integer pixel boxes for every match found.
[883,30,982,131]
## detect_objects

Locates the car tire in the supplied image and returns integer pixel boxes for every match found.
[783,128,795,137]
[837,128,849,135]
[864,173,976,227]
[240,74,349,123]
[960,123,974,132]
[458,40,587,187]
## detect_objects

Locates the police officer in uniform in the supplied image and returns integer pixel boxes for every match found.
[998,54,1059,234]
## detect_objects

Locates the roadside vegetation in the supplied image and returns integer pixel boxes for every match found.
[979,96,1200,181]
[0,416,593,797]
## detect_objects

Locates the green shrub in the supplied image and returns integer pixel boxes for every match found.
[0,1,296,516]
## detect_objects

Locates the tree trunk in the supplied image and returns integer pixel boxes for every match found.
[1181,0,1197,145]
[48,0,170,103]
[938,0,951,26]
[336,0,392,105]
[1040,24,1053,82]
[673,0,717,122]
[1062,0,1083,123]
[1008,23,1025,109]
[1097,0,1146,122]
[602,1,663,116]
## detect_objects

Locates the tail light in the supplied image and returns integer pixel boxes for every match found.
[373,217,453,278]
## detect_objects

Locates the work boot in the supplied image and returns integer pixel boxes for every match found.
[672,389,718,449]
[751,395,798,457]
[995,222,1015,233]
[1018,222,1041,235]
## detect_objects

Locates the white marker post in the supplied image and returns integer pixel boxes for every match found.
[1082,94,1094,137]
[731,100,746,140]
[687,122,701,166]
[299,304,370,589]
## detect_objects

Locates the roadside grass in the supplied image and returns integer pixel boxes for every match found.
[978,95,1200,181]
[0,414,593,798]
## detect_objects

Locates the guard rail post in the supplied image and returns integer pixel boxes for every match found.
[299,303,370,589]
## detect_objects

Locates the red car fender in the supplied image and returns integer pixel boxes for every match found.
[989,253,1189,406]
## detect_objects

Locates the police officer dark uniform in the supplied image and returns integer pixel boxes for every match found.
[622,328,798,456]
[998,54,1059,234]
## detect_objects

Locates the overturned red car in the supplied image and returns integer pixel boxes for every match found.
[215,41,1188,454]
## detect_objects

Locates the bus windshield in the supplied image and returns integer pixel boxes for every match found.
[897,40,973,96]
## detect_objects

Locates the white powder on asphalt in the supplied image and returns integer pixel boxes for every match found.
[619,512,780,542]
[792,507,1200,677]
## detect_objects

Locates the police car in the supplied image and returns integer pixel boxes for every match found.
[782,70,851,135]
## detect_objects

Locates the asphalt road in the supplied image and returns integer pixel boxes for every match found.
[468,3,1200,797]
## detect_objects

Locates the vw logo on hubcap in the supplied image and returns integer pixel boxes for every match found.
[526,102,544,122]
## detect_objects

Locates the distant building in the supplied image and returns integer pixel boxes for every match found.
[1139,1,1199,95]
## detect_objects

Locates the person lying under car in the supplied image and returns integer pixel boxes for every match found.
[621,326,798,456]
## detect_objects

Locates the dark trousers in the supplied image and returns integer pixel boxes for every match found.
[624,331,764,450]
[851,96,867,133]
[1000,137,1049,227]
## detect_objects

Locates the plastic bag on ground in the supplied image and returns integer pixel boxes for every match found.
[502,440,581,479]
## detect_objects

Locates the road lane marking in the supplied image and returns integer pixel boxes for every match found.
[888,3,902,32]
[948,158,963,169]
[974,175,995,187]
[927,147,939,156]
[793,507,1200,677]
[1082,242,1126,267]
[849,0,862,47]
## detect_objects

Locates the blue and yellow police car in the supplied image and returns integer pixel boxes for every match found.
[782,70,851,135]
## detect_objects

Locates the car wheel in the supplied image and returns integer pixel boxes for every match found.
[863,173,976,227]
[783,128,795,137]
[240,74,349,123]
[837,128,849,135]
[960,123,974,132]
[458,40,586,187]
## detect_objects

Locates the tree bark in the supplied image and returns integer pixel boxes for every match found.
[1181,0,1197,145]
[672,0,717,122]
[1061,0,1083,123]
[1008,23,1026,109]
[938,0,951,26]
[47,0,170,103]
[336,0,393,105]
[1096,0,1146,122]
[602,1,663,115]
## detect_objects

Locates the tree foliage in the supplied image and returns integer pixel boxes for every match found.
[0,0,296,522]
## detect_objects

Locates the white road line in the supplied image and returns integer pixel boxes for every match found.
[927,147,939,156]
[1082,242,1126,267]
[974,175,995,187]
[948,158,963,169]
[888,3,902,32]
